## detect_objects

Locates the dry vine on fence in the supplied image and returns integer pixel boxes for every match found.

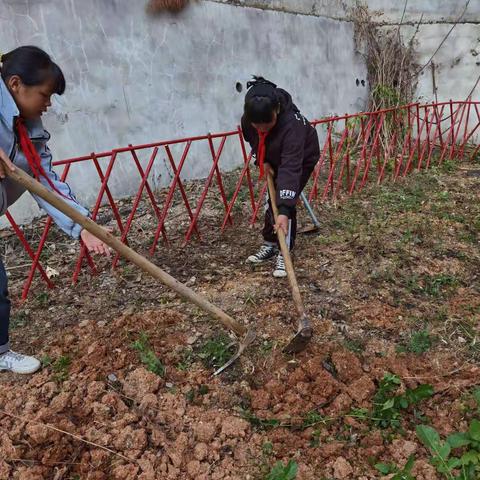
[350,2,418,112]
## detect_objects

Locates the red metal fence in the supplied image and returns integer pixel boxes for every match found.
[6,100,480,299]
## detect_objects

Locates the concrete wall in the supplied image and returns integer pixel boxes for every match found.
[215,0,480,102]
[369,1,480,103]
[210,0,350,18]
[0,0,478,226]
[0,0,367,225]
[212,0,480,23]
[361,0,480,23]
[403,23,480,103]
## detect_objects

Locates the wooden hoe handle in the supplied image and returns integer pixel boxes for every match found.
[266,173,306,319]
[4,163,247,337]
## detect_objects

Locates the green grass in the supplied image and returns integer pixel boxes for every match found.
[373,174,437,214]
[437,158,457,173]
[405,273,459,298]
[132,332,165,377]
[416,419,480,479]
[222,170,253,213]
[374,455,416,479]
[351,373,434,430]
[262,441,274,456]
[34,292,50,307]
[185,384,210,403]
[343,337,365,354]
[41,354,53,367]
[459,229,478,245]
[52,355,71,382]
[197,333,235,370]
[265,460,298,480]
[301,411,330,429]
[176,347,195,371]
[315,232,344,246]
[241,409,282,430]
[10,311,28,330]
[259,339,275,356]
[244,291,258,306]
[397,329,434,355]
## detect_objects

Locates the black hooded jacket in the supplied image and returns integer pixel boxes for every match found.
[241,88,320,217]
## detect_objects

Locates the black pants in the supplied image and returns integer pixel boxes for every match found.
[262,164,316,250]
[0,259,10,354]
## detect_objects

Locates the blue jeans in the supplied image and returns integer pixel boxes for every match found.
[0,259,10,354]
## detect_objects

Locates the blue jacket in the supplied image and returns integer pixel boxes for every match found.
[0,78,88,238]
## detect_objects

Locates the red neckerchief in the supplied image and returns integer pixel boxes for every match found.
[256,129,269,179]
[15,117,68,198]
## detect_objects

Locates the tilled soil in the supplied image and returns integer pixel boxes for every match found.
[1,164,479,479]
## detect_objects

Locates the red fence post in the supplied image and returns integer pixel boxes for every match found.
[111,147,159,269]
[5,102,480,299]
[150,141,192,255]
[221,128,256,231]
[72,152,120,283]
[129,146,170,243]
[183,135,228,244]
[309,121,333,202]
[207,134,233,227]
[5,212,54,300]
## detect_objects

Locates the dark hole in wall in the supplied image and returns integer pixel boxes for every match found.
[236,82,243,93]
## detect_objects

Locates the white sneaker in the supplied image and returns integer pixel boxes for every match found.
[247,244,278,264]
[273,254,288,278]
[0,350,41,374]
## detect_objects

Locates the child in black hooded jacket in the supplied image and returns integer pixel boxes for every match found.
[242,77,320,277]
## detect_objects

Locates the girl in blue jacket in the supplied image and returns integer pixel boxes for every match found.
[0,46,110,374]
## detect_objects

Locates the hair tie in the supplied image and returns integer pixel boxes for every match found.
[245,76,278,103]
[246,76,277,90]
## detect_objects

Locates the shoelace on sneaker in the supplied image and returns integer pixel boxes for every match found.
[256,245,274,260]
[276,255,285,270]
[0,350,25,368]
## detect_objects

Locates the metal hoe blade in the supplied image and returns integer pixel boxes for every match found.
[299,192,320,234]
[213,328,256,376]
[298,224,320,234]
[283,314,313,354]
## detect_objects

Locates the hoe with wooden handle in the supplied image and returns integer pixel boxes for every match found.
[298,191,321,234]
[267,173,313,353]
[3,162,255,375]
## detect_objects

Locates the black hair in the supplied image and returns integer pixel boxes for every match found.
[244,76,280,124]
[1,46,65,95]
